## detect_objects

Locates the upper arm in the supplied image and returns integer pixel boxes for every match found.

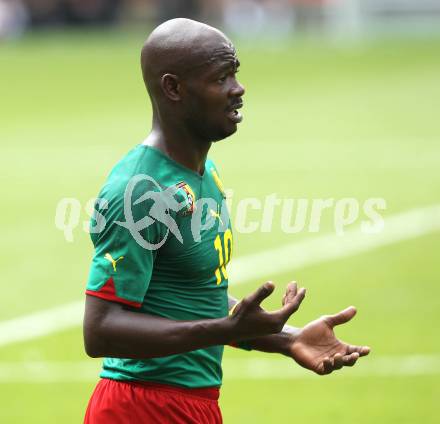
[83,180,166,356]
[83,294,123,357]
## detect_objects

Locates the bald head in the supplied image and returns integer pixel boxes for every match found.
[141,18,237,95]
[139,19,244,144]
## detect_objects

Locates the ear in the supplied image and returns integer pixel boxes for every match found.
[161,73,181,101]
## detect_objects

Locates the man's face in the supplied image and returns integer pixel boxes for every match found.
[180,41,245,142]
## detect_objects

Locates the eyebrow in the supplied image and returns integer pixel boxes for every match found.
[214,59,240,73]
[183,49,240,77]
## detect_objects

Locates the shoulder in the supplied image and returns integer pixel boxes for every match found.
[100,145,169,201]
[205,158,226,197]
[205,158,220,175]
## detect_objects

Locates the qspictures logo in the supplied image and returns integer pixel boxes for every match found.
[54,174,387,248]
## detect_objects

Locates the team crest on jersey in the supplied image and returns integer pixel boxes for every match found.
[175,181,196,216]
[210,168,226,198]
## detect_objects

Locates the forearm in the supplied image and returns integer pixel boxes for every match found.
[84,295,235,359]
[242,325,300,355]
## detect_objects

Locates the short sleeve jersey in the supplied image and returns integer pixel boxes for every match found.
[86,145,233,388]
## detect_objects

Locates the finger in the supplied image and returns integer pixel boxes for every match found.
[360,346,371,356]
[245,281,275,307]
[342,352,359,367]
[322,357,333,375]
[347,344,371,357]
[273,287,306,320]
[333,353,344,370]
[326,306,357,328]
[283,282,297,305]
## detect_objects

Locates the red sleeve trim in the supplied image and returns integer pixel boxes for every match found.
[85,277,142,308]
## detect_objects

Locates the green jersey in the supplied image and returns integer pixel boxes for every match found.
[86,144,233,388]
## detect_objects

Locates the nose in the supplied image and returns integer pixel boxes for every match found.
[231,78,245,97]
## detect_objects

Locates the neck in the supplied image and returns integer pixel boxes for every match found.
[144,116,211,175]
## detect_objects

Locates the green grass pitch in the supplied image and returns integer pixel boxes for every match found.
[0,30,439,423]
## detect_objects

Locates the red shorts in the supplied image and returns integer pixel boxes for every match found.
[84,378,222,424]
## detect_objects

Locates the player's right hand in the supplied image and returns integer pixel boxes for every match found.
[229,281,306,340]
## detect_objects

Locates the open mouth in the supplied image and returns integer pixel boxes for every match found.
[227,102,243,124]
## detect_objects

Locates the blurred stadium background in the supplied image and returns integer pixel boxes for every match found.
[1,0,440,422]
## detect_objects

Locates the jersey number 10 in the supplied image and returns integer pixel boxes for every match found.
[214,229,233,285]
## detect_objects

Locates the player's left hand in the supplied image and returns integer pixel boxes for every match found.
[287,305,370,375]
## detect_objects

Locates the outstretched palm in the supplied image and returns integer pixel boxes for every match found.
[289,307,370,375]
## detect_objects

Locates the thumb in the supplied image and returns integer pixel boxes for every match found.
[245,281,275,306]
[326,306,357,327]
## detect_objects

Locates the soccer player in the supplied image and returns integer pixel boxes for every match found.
[83,18,370,423]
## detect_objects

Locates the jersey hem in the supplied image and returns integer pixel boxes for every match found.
[101,377,220,401]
